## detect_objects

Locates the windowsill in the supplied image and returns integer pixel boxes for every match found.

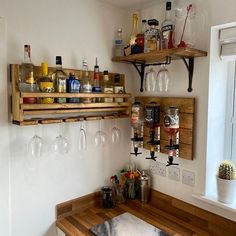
[193,194,236,213]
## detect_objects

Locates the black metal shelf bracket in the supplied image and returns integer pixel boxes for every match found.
[132,56,171,92]
[182,57,194,92]
[131,55,195,93]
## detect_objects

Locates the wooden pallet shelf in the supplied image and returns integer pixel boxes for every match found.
[10,64,132,125]
[135,96,195,160]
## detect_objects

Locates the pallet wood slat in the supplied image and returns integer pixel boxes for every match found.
[135,96,195,160]
[10,64,131,125]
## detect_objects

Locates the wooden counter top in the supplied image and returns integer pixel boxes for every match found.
[56,190,236,236]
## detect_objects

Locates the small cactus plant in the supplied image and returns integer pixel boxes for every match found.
[218,160,236,180]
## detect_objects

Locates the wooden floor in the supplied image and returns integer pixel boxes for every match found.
[56,199,211,236]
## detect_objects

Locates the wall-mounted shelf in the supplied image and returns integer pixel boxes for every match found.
[10,64,131,126]
[112,47,207,92]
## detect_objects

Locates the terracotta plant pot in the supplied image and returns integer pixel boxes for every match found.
[216,176,236,204]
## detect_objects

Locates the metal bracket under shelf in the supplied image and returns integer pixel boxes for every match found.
[131,55,195,93]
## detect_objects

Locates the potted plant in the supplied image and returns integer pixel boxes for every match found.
[216,160,236,204]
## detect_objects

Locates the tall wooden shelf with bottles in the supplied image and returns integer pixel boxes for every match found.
[10,64,132,126]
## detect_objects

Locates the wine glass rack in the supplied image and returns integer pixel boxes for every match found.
[10,64,132,126]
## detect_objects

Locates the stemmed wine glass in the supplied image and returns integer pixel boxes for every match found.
[144,67,156,92]
[94,119,107,147]
[79,121,87,150]
[53,122,69,155]
[156,65,171,92]
[111,118,121,144]
[28,125,43,158]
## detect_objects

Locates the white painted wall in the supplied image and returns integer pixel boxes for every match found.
[131,0,236,221]
[0,0,134,236]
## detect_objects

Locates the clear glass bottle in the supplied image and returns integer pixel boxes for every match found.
[51,56,67,103]
[114,29,124,57]
[103,70,113,103]
[129,13,138,46]
[81,60,92,103]
[67,72,81,103]
[92,57,102,102]
[38,62,54,104]
[161,1,175,49]
[144,19,160,53]
[20,44,38,104]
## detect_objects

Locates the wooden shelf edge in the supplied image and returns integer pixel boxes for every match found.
[112,47,207,63]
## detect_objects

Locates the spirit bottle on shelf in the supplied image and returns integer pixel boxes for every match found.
[81,60,92,103]
[38,62,54,104]
[51,56,67,103]
[136,19,147,53]
[103,70,113,103]
[129,13,138,46]
[19,44,38,104]
[114,74,124,103]
[67,72,81,103]
[161,1,175,49]
[114,28,124,57]
[92,57,102,102]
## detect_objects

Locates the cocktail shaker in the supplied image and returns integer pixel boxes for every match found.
[140,170,151,202]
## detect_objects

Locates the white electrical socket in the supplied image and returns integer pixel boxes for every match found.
[149,161,166,177]
[168,166,180,181]
[182,169,195,187]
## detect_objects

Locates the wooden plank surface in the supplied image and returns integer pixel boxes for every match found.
[56,189,236,236]
[135,96,195,160]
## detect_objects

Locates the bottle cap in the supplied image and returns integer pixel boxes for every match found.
[142,19,147,23]
[41,62,48,76]
[103,70,109,75]
[56,56,62,65]
[117,28,122,33]
[148,19,159,26]
[166,1,172,10]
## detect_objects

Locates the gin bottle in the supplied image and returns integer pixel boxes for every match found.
[81,60,92,103]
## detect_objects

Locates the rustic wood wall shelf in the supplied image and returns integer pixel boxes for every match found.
[112,47,207,92]
[135,96,195,160]
[10,64,131,126]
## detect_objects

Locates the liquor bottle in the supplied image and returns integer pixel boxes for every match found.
[51,56,67,103]
[19,44,38,104]
[92,58,102,102]
[161,1,175,49]
[144,19,160,53]
[38,62,54,104]
[114,74,124,103]
[67,72,81,103]
[81,60,92,103]
[114,29,124,57]
[136,20,147,53]
[103,70,113,103]
[129,13,138,46]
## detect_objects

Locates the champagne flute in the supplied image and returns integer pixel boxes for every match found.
[79,120,87,150]
[156,65,171,92]
[144,67,156,92]
[28,125,43,158]
[95,119,107,147]
[53,122,69,155]
[111,118,121,144]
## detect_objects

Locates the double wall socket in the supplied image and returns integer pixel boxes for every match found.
[168,166,180,182]
[150,161,166,177]
[182,169,195,187]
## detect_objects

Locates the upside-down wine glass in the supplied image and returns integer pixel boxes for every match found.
[144,67,156,92]
[156,65,171,92]
[79,120,87,150]
[28,125,43,158]
[111,118,121,144]
[94,119,107,147]
[53,122,69,155]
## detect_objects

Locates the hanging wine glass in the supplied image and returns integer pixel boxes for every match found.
[79,121,87,150]
[156,65,171,92]
[53,122,69,155]
[144,67,156,92]
[111,118,121,144]
[94,119,107,147]
[28,125,43,158]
